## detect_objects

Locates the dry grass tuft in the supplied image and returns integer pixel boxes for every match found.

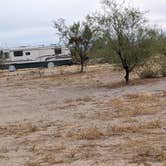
[132,146,166,163]
[25,161,41,166]
[66,127,104,140]
[92,92,164,122]
[65,148,79,159]
[126,92,159,102]
[75,96,95,103]
[0,122,52,138]
[40,154,64,165]
[106,119,162,136]
[64,96,95,105]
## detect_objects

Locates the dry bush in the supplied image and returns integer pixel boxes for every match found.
[132,146,166,163]
[65,148,79,159]
[125,92,157,101]
[160,64,166,77]
[106,119,161,136]
[106,125,139,136]
[139,70,159,79]
[142,119,162,129]
[159,55,166,77]
[75,96,95,103]
[137,55,166,79]
[130,107,156,117]
[40,154,64,165]
[0,122,51,138]
[64,97,94,104]
[13,124,39,138]
[112,93,160,117]
[93,93,160,121]
[66,127,104,140]
[92,111,114,121]
[93,92,163,123]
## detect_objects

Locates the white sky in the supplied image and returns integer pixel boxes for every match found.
[0,0,166,47]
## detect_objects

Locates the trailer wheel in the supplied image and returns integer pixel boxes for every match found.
[47,62,55,69]
[9,65,16,72]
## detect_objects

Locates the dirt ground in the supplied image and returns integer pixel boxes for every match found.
[0,64,165,166]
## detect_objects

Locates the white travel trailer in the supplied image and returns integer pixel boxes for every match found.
[0,45,73,71]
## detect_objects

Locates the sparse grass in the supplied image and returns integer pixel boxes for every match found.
[75,96,95,103]
[132,146,166,163]
[112,93,160,117]
[0,122,52,138]
[66,127,104,140]
[106,119,162,136]
[65,148,79,159]
[160,64,166,77]
[64,96,95,105]
[124,92,158,102]
[139,69,159,79]
[92,92,164,122]
[0,145,9,153]
[92,111,114,121]
[25,161,42,166]
[40,154,64,165]
[0,64,165,166]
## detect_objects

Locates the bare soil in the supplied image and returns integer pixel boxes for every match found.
[0,64,165,166]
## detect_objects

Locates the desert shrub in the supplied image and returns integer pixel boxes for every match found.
[138,55,163,79]
[160,64,166,77]
[139,69,159,79]
[66,127,103,140]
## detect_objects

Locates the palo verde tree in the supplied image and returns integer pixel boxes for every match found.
[54,19,94,72]
[92,0,160,83]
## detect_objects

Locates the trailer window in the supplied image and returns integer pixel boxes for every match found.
[25,52,31,56]
[14,51,23,57]
[54,48,62,55]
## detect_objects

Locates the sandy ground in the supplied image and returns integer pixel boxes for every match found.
[0,64,165,166]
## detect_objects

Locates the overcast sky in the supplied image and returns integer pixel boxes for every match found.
[0,0,166,48]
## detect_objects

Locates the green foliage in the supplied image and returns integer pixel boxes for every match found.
[54,19,95,72]
[90,0,162,83]
[89,38,113,63]
[53,0,166,83]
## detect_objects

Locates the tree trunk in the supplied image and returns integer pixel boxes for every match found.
[80,56,84,73]
[79,51,84,73]
[80,62,84,73]
[124,68,130,84]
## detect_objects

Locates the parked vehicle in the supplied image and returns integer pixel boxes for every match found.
[0,45,73,71]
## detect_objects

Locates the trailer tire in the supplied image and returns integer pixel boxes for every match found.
[47,62,55,69]
[9,65,16,72]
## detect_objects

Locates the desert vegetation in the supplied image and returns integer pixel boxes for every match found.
[54,0,166,84]
[0,65,165,166]
[0,0,166,166]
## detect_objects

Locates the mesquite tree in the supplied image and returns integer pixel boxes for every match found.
[93,0,159,83]
[54,19,94,72]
